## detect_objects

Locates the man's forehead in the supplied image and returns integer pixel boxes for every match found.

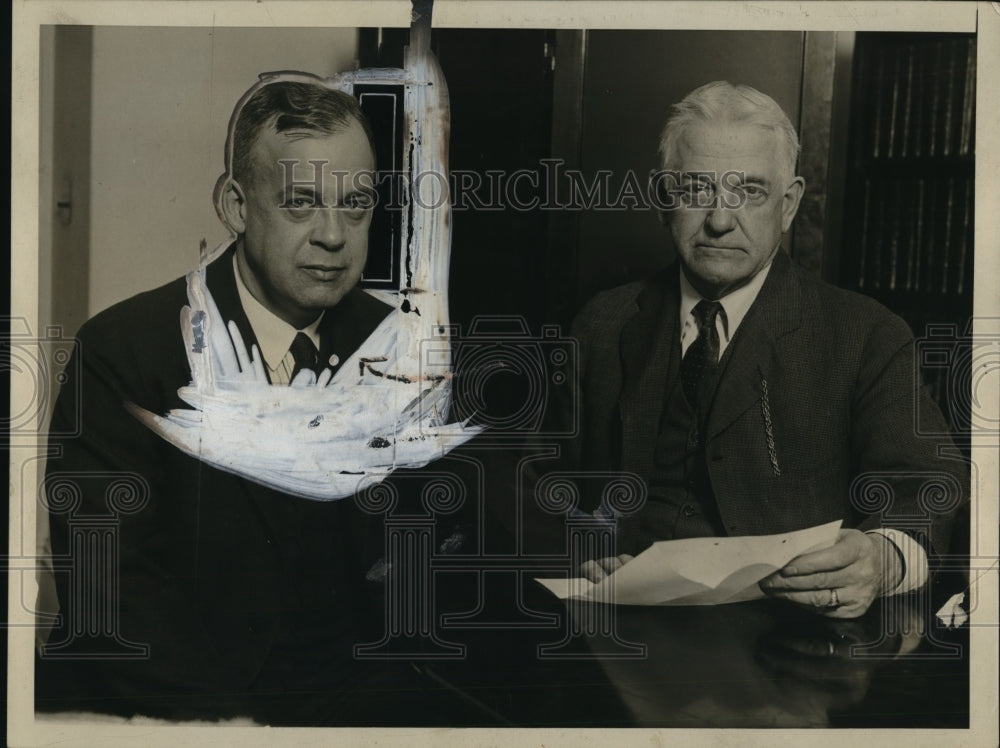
[249,122,374,166]
[675,121,782,166]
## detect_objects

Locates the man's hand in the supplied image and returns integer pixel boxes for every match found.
[580,554,635,583]
[758,529,903,618]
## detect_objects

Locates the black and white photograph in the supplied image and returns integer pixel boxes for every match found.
[7,1,999,745]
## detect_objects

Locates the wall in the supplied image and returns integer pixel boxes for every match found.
[86,26,359,316]
[575,30,804,302]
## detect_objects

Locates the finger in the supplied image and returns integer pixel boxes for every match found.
[598,556,627,575]
[779,534,865,577]
[618,554,635,565]
[579,560,606,583]
[766,586,873,619]
[764,587,843,611]
[761,567,856,593]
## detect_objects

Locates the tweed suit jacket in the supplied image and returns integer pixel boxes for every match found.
[568,250,965,555]
[42,245,392,716]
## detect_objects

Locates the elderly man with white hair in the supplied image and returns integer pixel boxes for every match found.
[574,81,966,618]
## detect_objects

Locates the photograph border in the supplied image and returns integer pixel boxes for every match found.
[9,2,999,746]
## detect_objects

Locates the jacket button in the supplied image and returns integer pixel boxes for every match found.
[248,623,257,633]
[682,505,696,517]
[265,537,274,545]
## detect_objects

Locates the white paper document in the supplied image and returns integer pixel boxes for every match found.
[535,520,842,606]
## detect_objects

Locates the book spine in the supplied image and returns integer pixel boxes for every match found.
[943,39,958,157]
[913,46,924,158]
[873,53,885,158]
[905,178,916,292]
[928,41,943,157]
[956,177,971,295]
[901,45,914,158]
[913,179,925,292]
[923,180,937,293]
[858,179,871,289]
[888,46,902,158]
[888,188,900,291]
[960,38,976,156]
[941,177,955,294]
[874,185,885,290]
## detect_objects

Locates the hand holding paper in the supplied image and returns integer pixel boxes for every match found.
[535,520,842,606]
[758,528,902,618]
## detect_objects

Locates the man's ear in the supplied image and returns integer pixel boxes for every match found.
[219,177,248,234]
[780,176,806,233]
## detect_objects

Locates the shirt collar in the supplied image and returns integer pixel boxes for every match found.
[233,255,323,371]
[679,259,773,343]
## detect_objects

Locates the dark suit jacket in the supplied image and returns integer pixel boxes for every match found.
[568,250,965,556]
[41,246,393,718]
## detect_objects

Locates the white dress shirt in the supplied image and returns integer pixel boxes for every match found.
[677,259,927,596]
[233,256,324,386]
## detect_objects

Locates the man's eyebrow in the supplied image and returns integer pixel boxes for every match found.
[730,174,771,188]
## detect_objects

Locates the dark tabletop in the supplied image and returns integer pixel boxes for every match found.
[420,569,970,728]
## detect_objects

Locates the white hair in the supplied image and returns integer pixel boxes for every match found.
[658,81,801,183]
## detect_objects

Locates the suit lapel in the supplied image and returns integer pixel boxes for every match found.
[704,250,803,440]
[204,244,265,379]
[618,267,680,476]
[315,288,387,379]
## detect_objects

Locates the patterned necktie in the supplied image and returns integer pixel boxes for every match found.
[681,300,723,405]
[289,331,320,381]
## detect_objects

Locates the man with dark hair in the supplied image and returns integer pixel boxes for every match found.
[229,78,378,186]
[574,81,966,618]
[37,76,451,725]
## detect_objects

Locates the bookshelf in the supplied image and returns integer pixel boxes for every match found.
[841,32,976,446]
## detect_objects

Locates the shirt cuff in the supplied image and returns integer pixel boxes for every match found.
[866,528,928,595]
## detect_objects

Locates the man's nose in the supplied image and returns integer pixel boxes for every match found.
[310,208,347,251]
[704,204,737,234]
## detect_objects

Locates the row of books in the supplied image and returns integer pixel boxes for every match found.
[857,36,976,161]
[853,175,973,296]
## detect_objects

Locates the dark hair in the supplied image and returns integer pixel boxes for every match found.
[228,78,376,184]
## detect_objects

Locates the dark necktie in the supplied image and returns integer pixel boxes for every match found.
[289,331,320,381]
[681,300,723,405]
